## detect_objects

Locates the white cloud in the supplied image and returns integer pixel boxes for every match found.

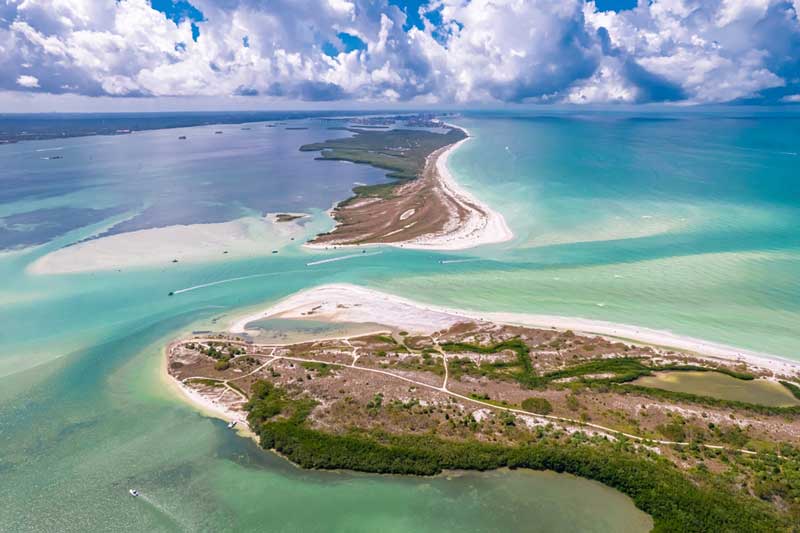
[16,74,39,88]
[584,0,800,103]
[0,0,798,106]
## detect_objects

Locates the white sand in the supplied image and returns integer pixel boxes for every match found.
[399,128,514,250]
[229,283,800,377]
[28,214,307,275]
[230,284,463,335]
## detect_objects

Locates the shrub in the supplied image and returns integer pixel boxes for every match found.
[521,397,553,415]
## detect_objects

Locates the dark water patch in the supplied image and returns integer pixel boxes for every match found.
[0,205,128,249]
[0,120,394,238]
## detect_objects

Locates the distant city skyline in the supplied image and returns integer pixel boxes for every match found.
[2,0,800,111]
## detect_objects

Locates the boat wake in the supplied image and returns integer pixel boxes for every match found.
[171,269,307,295]
[137,493,190,531]
[439,258,481,264]
[306,251,382,266]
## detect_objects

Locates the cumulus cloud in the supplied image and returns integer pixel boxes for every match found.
[0,0,798,105]
[16,74,39,88]
[584,0,800,103]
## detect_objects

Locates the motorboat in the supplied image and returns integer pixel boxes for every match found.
[129,489,139,497]
[227,420,237,429]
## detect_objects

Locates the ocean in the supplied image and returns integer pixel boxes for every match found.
[1,109,797,531]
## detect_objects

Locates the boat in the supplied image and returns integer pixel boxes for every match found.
[168,291,174,296]
[129,489,139,497]
[227,420,237,429]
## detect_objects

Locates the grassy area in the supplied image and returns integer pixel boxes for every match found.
[543,357,651,384]
[299,127,467,201]
[245,380,791,532]
[300,361,334,377]
[780,380,800,400]
[442,339,538,386]
[186,378,223,387]
[442,340,772,410]
[612,383,800,416]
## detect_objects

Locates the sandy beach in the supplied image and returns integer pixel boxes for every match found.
[398,126,513,250]
[230,283,800,378]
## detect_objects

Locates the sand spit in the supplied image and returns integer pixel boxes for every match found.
[28,214,307,275]
[399,129,513,250]
[306,125,513,251]
[230,283,800,378]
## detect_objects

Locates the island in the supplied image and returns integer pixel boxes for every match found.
[300,124,512,250]
[167,284,800,531]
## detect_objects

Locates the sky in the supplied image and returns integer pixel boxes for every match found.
[1,0,800,112]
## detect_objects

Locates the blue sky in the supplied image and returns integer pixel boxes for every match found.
[1,0,799,110]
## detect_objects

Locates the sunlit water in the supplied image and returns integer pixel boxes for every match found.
[2,110,798,530]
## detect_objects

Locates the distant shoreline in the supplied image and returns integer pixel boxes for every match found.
[0,111,374,145]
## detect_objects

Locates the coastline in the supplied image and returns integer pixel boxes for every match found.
[229,283,800,378]
[396,125,513,250]
[305,124,513,251]
[161,341,256,441]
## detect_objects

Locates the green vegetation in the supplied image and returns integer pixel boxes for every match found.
[444,342,665,389]
[442,339,785,413]
[395,354,445,376]
[442,339,537,386]
[521,397,553,415]
[200,341,246,372]
[544,357,651,384]
[245,380,788,532]
[245,380,315,426]
[299,127,467,201]
[300,361,333,377]
[780,380,800,400]
[186,378,223,387]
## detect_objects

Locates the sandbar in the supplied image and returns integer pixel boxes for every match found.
[28,214,308,275]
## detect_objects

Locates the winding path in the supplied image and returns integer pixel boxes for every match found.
[176,337,760,456]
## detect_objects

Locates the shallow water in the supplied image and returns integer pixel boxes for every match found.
[2,110,799,530]
[244,317,388,344]
[632,371,800,407]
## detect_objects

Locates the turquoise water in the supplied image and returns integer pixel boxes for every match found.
[2,111,798,530]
